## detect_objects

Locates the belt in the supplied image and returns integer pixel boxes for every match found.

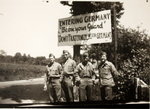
[81,76,91,78]
[49,76,60,79]
[64,74,73,77]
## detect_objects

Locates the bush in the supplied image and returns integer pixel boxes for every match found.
[0,62,45,82]
[88,26,150,100]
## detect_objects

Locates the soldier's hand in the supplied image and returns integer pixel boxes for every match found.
[92,79,95,84]
[92,79,99,85]
[94,79,99,84]
[59,79,62,83]
[75,76,81,82]
[43,84,47,91]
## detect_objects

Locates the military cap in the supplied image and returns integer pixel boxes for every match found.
[90,53,96,58]
[82,52,89,57]
[100,51,107,56]
[63,50,69,54]
[92,53,96,57]
[49,53,55,58]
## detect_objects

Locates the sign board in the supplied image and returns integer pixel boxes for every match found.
[58,10,112,46]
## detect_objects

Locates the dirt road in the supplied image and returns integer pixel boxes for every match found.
[0,78,149,108]
[0,78,50,104]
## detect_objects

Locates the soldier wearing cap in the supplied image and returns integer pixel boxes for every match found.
[74,52,96,101]
[98,51,120,100]
[43,53,63,103]
[61,50,76,102]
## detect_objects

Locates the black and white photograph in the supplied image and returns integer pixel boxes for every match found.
[0,0,149,108]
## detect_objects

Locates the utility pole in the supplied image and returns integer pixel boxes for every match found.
[113,2,118,69]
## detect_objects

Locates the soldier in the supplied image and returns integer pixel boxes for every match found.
[61,50,76,102]
[75,52,96,102]
[89,53,100,100]
[43,53,63,103]
[89,53,99,78]
[98,52,120,100]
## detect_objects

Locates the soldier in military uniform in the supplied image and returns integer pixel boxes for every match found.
[61,50,76,102]
[43,53,63,103]
[75,52,96,101]
[98,52,120,100]
[89,53,100,100]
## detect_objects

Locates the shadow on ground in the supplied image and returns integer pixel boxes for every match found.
[0,84,49,103]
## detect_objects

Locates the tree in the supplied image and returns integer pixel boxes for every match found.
[27,54,34,64]
[14,52,22,63]
[34,56,47,65]
[117,26,150,83]
[5,55,13,63]
[60,1,124,63]
[60,2,150,100]
[22,53,28,63]
[0,50,7,56]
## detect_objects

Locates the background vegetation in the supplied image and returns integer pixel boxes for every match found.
[61,1,150,101]
[0,1,149,101]
[0,62,45,82]
[0,50,49,82]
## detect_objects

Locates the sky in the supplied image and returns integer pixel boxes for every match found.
[0,0,150,58]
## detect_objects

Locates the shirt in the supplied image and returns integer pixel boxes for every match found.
[62,58,76,75]
[46,62,62,78]
[75,62,95,78]
[98,60,120,86]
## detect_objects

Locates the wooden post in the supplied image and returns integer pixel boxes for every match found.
[73,45,81,64]
[113,2,118,69]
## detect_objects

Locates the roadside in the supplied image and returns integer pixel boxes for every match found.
[0,77,50,104]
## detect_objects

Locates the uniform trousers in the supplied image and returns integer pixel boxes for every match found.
[48,78,61,103]
[79,78,93,101]
[62,75,74,102]
[100,86,113,100]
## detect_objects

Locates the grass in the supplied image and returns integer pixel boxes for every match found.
[0,62,45,82]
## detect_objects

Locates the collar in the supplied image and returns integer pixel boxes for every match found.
[81,61,90,66]
[65,58,70,62]
[100,60,108,68]
[48,62,55,67]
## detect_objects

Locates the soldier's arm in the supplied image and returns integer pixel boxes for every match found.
[91,64,96,80]
[74,64,81,81]
[90,63,99,85]
[44,67,48,84]
[73,60,77,72]
[58,64,63,82]
[110,63,120,76]
[43,66,48,91]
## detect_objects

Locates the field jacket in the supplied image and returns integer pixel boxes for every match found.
[98,61,120,87]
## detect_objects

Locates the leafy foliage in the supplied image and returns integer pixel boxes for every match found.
[61,1,124,26]
[0,62,45,82]
[88,26,150,100]
[0,52,49,66]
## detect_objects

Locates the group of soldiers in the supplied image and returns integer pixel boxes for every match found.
[43,50,121,103]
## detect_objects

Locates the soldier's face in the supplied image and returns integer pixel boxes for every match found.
[49,56,55,63]
[89,58,93,63]
[100,55,107,62]
[63,53,69,60]
[83,56,89,63]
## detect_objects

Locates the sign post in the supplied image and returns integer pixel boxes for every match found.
[58,10,112,62]
[58,10,112,46]
[113,2,118,69]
